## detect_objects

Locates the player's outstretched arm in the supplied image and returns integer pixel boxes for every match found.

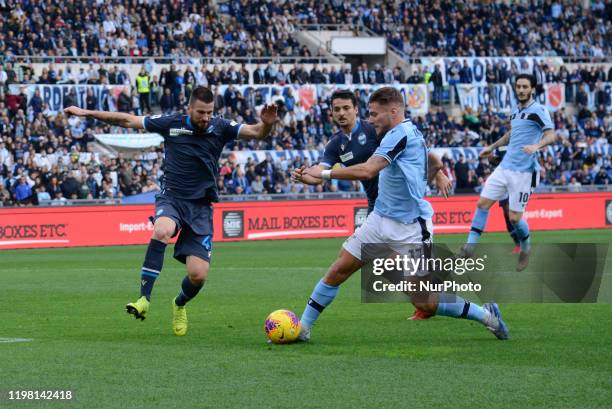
[238,104,278,140]
[291,165,327,185]
[304,155,388,181]
[480,130,511,158]
[64,106,145,129]
[522,129,557,155]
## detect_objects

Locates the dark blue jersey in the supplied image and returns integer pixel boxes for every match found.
[320,120,380,210]
[144,113,242,200]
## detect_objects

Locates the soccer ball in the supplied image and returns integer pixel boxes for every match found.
[264,309,301,344]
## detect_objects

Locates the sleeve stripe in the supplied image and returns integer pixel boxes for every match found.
[373,152,392,164]
[236,124,244,138]
[142,116,148,131]
[319,162,332,168]
[385,135,407,161]
[526,113,545,128]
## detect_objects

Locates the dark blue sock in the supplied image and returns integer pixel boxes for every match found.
[140,239,166,301]
[504,211,520,245]
[175,276,204,306]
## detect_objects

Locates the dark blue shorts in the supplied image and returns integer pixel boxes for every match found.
[152,193,214,264]
[499,198,509,208]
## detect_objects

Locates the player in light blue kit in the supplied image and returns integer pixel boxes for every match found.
[462,74,557,271]
[298,87,509,342]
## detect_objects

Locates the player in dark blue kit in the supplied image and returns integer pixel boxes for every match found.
[295,90,382,213]
[293,90,451,213]
[292,89,451,320]
[64,87,278,336]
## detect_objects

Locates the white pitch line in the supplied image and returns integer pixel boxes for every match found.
[0,338,33,343]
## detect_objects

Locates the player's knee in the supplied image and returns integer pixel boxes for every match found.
[508,213,522,225]
[153,225,174,242]
[476,198,493,209]
[187,266,208,284]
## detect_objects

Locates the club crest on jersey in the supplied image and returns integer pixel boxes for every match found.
[358,133,367,145]
[169,127,193,136]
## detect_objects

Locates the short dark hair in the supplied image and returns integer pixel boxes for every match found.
[189,86,214,105]
[369,86,404,107]
[515,74,537,88]
[331,89,357,107]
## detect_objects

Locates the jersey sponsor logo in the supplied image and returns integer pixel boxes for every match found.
[169,127,194,136]
[340,151,354,162]
[222,211,244,238]
[358,133,367,145]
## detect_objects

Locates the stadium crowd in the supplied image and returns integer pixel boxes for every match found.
[0,1,609,62]
[1,61,610,116]
[0,75,609,205]
[288,0,610,58]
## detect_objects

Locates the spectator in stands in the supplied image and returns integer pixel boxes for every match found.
[135,68,151,114]
[15,175,33,205]
[160,88,174,114]
[0,183,12,206]
[454,154,470,192]
[430,65,444,105]
[594,168,610,185]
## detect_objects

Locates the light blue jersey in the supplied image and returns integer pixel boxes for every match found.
[500,101,554,172]
[372,119,434,224]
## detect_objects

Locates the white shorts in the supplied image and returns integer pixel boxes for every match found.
[343,212,433,261]
[481,167,539,212]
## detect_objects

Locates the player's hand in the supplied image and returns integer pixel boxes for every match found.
[291,166,306,183]
[479,146,493,158]
[522,144,539,155]
[63,106,89,117]
[303,165,323,179]
[434,171,452,199]
[260,104,278,126]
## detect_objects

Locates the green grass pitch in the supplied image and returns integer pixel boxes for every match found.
[1,229,611,408]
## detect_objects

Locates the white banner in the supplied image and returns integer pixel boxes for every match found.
[215,84,429,116]
[421,57,564,86]
[215,84,318,111]
[456,83,565,113]
[9,84,130,112]
[94,133,164,149]
[317,84,429,116]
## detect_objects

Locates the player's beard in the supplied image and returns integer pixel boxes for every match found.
[517,95,530,105]
[193,120,208,132]
[517,91,532,105]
